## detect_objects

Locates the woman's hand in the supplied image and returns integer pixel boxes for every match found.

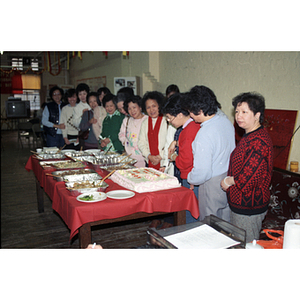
[221,176,235,191]
[100,138,110,148]
[54,123,65,130]
[64,137,71,145]
[149,154,162,166]
[159,167,166,173]
[89,117,97,124]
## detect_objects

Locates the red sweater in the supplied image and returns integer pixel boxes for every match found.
[227,126,273,215]
[175,120,201,179]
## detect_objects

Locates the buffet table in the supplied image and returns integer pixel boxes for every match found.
[25,156,200,248]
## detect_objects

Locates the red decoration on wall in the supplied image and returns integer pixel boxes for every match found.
[11,72,23,94]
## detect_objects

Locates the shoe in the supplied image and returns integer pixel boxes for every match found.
[149,219,162,228]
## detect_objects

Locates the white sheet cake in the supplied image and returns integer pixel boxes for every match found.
[110,167,181,193]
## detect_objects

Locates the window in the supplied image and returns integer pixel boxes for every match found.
[11,57,39,71]
[13,90,41,111]
[12,57,23,70]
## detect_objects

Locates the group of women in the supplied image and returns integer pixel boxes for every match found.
[42,83,273,243]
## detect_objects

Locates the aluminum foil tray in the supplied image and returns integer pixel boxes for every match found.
[101,164,136,172]
[40,160,86,170]
[35,153,66,160]
[51,169,98,181]
[63,172,102,182]
[65,180,109,196]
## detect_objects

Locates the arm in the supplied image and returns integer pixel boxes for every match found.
[60,107,68,138]
[79,111,91,131]
[118,117,128,146]
[137,118,150,162]
[187,133,214,185]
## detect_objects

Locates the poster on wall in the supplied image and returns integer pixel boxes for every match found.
[114,77,139,95]
[235,109,298,170]
[76,76,107,93]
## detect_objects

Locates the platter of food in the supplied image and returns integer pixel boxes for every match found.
[66,180,109,196]
[76,192,107,203]
[40,160,86,169]
[51,168,98,181]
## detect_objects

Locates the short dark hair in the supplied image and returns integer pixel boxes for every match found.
[123,95,142,114]
[162,93,189,117]
[64,88,79,103]
[165,84,180,98]
[115,92,131,104]
[76,83,90,95]
[49,85,64,101]
[117,87,134,96]
[87,92,101,106]
[102,93,116,108]
[97,87,111,95]
[141,91,165,114]
[232,92,265,124]
[184,85,221,116]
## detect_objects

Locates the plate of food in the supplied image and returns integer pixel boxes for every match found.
[76,192,107,203]
[106,190,135,199]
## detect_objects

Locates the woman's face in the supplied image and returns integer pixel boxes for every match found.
[235,102,260,133]
[52,89,62,104]
[88,96,98,110]
[98,91,105,103]
[117,101,127,115]
[68,93,77,107]
[105,100,116,115]
[78,91,88,103]
[145,99,159,119]
[128,101,143,119]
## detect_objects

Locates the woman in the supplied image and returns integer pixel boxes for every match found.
[164,93,201,223]
[42,85,66,147]
[138,91,168,170]
[72,83,90,128]
[60,88,80,150]
[79,92,106,150]
[100,94,125,153]
[118,95,148,167]
[221,92,273,243]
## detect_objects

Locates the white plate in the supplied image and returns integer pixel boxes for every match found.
[106,190,135,199]
[76,192,107,203]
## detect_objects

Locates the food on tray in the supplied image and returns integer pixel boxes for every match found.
[110,167,180,193]
[53,169,94,176]
[78,194,95,201]
[71,180,106,189]
[47,161,85,169]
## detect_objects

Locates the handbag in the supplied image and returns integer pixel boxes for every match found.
[78,111,90,140]
[256,229,284,249]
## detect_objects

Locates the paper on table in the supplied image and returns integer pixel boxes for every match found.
[164,224,240,249]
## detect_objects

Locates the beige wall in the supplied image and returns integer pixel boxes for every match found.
[68,51,300,168]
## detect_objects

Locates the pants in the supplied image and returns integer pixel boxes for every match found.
[46,134,65,148]
[230,210,267,243]
[198,172,230,222]
[182,179,199,223]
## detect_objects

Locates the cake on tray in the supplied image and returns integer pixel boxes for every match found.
[110,167,181,193]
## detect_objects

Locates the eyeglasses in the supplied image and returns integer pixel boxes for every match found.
[166,115,176,123]
[53,93,61,96]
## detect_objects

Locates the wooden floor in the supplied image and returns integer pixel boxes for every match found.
[1,130,166,249]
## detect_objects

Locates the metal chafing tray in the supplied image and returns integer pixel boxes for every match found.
[40,160,86,169]
[34,153,66,160]
[51,169,100,181]
[89,154,137,171]
[65,180,109,196]
[63,172,102,182]
[101,163,136,172]
[147,215,246,249]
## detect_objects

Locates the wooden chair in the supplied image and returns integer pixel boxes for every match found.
[17,121,33,148]
[32,123,45,148]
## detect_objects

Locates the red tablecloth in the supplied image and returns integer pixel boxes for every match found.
[25,156,200,240]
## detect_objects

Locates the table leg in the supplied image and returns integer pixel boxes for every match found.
[174,211,186,226]
[35,179,44,213]
[78,223,92,249]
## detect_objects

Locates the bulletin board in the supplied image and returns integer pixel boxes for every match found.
[76,76,107,92]
[234,109,298,170]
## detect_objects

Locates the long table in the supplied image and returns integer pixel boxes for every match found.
[25,156,200,248]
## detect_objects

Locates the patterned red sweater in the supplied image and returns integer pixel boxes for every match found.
[227,126,273,215]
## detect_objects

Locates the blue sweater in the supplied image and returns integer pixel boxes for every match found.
[188,109,235,185]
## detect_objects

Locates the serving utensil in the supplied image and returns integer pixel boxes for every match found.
[99,169,116,184]
[56,144,66,153]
